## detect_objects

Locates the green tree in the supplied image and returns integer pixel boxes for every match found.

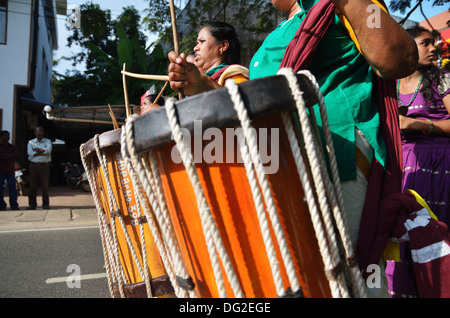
[388,0,449,25]
[53,3,168,107]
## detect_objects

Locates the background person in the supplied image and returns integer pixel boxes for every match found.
[168,21,248,96]
[141,93,165,115]
[0,130,20,211]
[27,126,52,210]
[387,26,450,298]
[398,25,450,225]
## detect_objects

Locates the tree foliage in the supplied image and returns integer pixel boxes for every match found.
[389,0,449,14]
[53,3,167,107]
[388,0,450,25]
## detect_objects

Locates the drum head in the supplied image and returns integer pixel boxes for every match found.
[131,74,318,154]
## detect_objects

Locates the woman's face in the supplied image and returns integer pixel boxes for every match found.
[415,32,437,67]
[194,27,224,73]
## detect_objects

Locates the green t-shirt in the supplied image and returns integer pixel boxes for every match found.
[248,1,386,181]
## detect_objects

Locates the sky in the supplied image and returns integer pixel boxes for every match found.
[53,0,450,75]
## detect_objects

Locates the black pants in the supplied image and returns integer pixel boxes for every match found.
[28,162,50,207]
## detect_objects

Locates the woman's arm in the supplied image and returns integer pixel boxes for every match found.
[331,0,418,79]
[399,94,450,136]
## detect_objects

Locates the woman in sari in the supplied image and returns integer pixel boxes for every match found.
[168,21,248,96]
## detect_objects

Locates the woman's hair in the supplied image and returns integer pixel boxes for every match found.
[144,94,165,106]
[203,21,241,65]
[406,25,444,101]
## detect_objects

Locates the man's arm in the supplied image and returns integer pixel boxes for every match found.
[331,0,418,79]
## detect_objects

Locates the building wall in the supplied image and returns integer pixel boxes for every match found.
[0,0,63,142]
[419,10,450,41]
[0,0,32,136]
[33,0,57,102]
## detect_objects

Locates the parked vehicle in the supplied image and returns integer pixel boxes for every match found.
[14,162,27,196]
[60,162,90,192]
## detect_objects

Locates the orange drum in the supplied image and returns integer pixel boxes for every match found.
[124,74,351,298]
[80,129,174,298]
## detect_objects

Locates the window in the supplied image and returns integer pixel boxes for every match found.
[0,0,7,44]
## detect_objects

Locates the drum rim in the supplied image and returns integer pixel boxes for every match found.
[82,73,317,157]
[133,73,317,154]
[81,129,121,159]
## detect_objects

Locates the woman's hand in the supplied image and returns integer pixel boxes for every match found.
[399,115,428,132]
[168,51,221,96]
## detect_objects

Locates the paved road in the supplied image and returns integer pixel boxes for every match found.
[0,227,110,298]
[0,185,111,298]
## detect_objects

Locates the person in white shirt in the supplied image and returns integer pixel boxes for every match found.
[27,126,52,210]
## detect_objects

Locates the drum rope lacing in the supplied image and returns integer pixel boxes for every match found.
[145,150,195,295]
[92,134,151,294]
[80,143,126,298]
[117,139,154,298]
[225,80,302,298]
[276,68,367,297]
[121,123,196,298]
[164,99,245,298]
[112,69,368,298]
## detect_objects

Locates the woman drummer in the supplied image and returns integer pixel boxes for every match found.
[168,21,248,96]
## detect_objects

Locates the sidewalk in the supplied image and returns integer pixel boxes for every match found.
[0,185,99,232]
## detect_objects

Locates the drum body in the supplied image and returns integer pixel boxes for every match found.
[147,113,331,298]
[81,129,173,298]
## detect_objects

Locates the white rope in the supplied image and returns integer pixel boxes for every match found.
[165,98,244,298]
[279,112,344,298]
[80,144,116,298]
[225,80,301,297]
[277,68,367,297]
[88,147,127,297]
[277,68,350,297]
[295,70,367,298]
[80,142,126,297]
[93,134,147,286]
[120,122,190,298]
[117,139,153,298]
[122,116,196,298]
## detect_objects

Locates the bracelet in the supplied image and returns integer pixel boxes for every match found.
[424,120,434,135]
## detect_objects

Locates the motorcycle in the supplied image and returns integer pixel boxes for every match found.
[60,162,90,192]
[14,162,27,196]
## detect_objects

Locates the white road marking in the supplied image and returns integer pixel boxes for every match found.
[46,273,107,284]
[0,225,99,234]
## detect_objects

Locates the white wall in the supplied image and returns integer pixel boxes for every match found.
[33,0,57,102]
[0,0,32,135]
[0,0,60,137]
